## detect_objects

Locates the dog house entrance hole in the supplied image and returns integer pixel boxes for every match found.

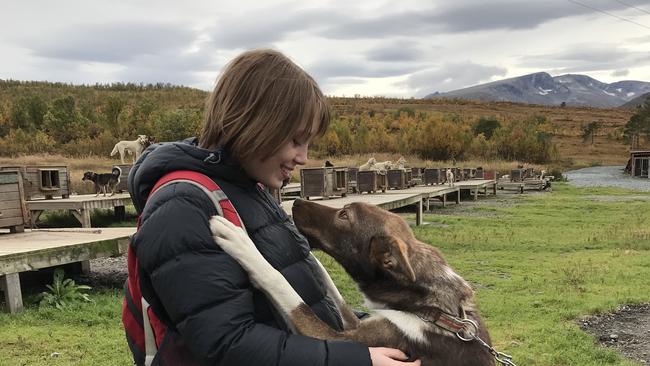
[39,169,61,190]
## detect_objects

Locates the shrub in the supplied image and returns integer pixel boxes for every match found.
[39,268,92,309]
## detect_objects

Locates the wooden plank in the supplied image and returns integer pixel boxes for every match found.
[0,174,18,184]
[0,208,22,218]
[0,184,19,194]
[0,217,24,228]
[0,199,22,210]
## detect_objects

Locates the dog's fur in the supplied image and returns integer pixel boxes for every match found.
[110,135,149,164]
[395,156,407,170]
[209,200,494,366]
[373,160,392,174]
[359,157,376,171]
[445,169,455,187]
[324,160,335,167]
[82,167,121,196]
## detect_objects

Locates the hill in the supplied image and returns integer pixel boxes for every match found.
[426,72,650,108]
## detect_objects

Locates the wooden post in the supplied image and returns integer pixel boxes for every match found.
[473,188,478,201]
[493,182,497,195]
[455,190,461,204]
[1,273,23,314]
[72,209,92,228]
[442,193,447,207]
[415,200,423,226]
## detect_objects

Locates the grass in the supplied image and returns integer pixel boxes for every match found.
[1,183,649,365]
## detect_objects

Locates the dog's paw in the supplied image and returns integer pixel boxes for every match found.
[209,215,257,253]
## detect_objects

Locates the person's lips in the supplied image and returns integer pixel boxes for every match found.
[281,165,293,179]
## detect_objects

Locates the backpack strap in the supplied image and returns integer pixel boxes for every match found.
[140,170,245,365]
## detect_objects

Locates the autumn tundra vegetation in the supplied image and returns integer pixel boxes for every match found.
[0,80,646,171]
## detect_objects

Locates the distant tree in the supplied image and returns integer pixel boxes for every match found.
[43,95,88,144]
[473,116,501,139]
[103,95,127,136]
[624,100,650,148]
[581,121,600,145]
[9,95,47,132]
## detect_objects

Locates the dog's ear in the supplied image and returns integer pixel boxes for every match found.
[370,236,416,282]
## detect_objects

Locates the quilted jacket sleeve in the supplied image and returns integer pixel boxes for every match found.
[134,182,372,366]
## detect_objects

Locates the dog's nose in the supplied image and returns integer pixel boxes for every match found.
[293,198,305,208]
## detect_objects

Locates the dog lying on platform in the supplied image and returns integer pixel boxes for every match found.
[209,199,496,366]
[359,157,376,171]
[82,167,121,197]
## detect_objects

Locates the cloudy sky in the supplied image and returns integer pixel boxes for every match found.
[2,0,649,97]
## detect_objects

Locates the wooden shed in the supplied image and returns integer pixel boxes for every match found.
[0,165,71,200]
[0,170,28,233]
[628,150,650,178]
[300,167,348,200]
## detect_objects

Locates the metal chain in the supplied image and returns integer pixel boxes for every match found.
[455,318,519,366]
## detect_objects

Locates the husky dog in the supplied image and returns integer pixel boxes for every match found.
[359,157,376,171]
[110,135,149,164]
[209,199,496,366]
[82,167,121,196]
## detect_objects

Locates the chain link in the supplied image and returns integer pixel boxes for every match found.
[455,318,519,366]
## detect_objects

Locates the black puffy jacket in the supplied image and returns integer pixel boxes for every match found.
[128,138,371,366]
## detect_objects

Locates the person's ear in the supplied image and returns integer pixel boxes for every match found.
[370,236,416,282]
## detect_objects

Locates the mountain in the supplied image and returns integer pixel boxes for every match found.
[621,91,650,109]
[426,72,650,108]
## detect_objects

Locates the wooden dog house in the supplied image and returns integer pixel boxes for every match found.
[0,170,28,233]
[387,169,408,190]
[0,165,71,200]
[357,171,388,194]
[423,168,443,185]
[300,167,348,200]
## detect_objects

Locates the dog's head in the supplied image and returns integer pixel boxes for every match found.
[367,157,376,165]
[82,171,96,182]
[293,199,420,285]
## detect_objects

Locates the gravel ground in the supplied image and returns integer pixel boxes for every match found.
[580,304,650,364]
[565,166,650,191]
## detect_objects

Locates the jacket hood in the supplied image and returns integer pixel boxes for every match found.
[128,137,255,213]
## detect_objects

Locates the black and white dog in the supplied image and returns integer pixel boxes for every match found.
[82,167,121,197]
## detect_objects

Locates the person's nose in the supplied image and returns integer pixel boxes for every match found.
[294,144,308,165]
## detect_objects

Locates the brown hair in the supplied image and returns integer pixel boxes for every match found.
[199,49,330,162]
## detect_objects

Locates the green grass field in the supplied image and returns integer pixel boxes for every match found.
[1,183,648,365]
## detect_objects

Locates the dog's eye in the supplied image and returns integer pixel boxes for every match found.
[338,210,348,220]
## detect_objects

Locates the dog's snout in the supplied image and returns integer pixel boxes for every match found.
[293,198,305,208]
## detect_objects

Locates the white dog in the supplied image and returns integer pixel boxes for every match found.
[395,157,407,170]
[359,157,376,171]
[445,168,455,187]
[111,135,149,164]
[373,160,392,174]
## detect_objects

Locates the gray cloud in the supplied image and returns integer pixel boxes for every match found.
[518,44,650,75]
[364,41,425,62]
[318,0,629,39]
[22,22,198,64]
[307,58,420,81]
[403,61,507,96]
[611,69,630,77]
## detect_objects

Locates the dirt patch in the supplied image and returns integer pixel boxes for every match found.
[579,303,650,364]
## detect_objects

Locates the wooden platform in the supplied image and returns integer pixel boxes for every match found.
[282,192,425,224]
[0,227,134,313]
[26,193,132,228]
[455,179,498,200]
[383,184,461,208]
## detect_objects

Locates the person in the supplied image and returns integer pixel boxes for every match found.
[127,49,420,365]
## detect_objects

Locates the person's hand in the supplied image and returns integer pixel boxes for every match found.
[369,347,421,366]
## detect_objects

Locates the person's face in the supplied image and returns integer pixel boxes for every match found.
[241,130,311,189]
